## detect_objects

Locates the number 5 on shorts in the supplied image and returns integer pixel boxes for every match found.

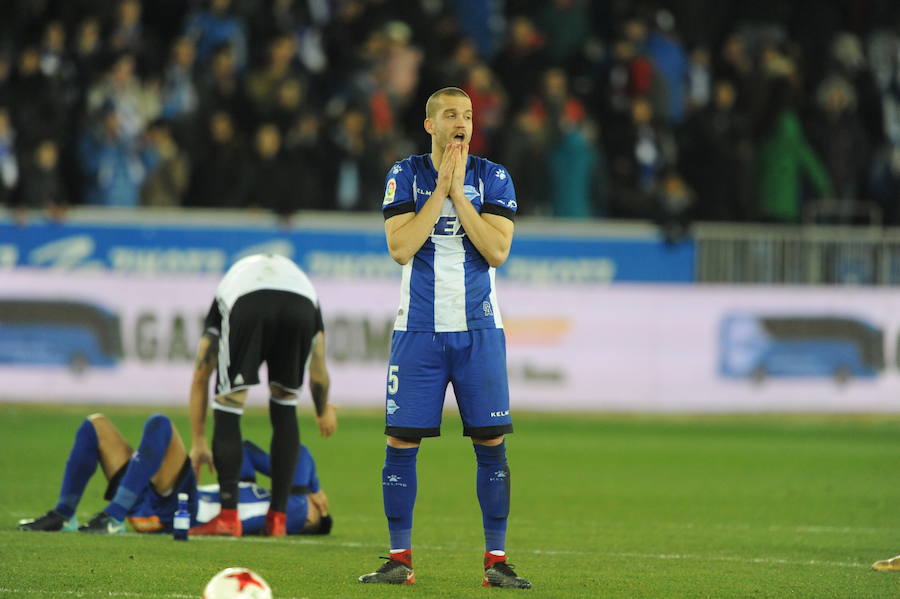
[387,365,399,395]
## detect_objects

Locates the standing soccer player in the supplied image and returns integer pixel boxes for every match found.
[188,253,336,537]
[358,87,530,589]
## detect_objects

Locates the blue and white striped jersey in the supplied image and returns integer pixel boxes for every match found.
[382,154,517,332]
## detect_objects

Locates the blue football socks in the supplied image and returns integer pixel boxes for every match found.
[105,414,173,522]
[54,419,100,519]
[383,445,418,550]
[474,441,510,553]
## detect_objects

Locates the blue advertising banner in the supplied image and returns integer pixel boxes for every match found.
[0,221,694,283]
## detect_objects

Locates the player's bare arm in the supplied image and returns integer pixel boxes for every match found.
[188,332,218,476]
[385,142,458,265]
[308,331,336,438]
[449,142,515,267]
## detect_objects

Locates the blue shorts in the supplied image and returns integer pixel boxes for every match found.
[385,329,513,438]
[125,460,198,533]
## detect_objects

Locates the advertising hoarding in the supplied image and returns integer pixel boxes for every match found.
[0,220,694,283]
[3,269,900,412]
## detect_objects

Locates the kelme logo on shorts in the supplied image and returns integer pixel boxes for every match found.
[387,399,400,415]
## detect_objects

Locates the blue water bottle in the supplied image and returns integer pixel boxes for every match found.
[173,492,189,541]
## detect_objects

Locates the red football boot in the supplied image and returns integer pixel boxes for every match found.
[265,510,286,537]
[189,508,242,537]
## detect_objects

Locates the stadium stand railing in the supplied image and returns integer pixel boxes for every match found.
[694,220,900,285]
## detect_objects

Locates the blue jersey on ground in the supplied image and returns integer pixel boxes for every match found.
[196,482,312,535]
[382,154,517,332]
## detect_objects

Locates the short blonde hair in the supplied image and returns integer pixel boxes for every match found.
[425,87,470,119]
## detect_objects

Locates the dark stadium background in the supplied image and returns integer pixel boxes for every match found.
[1,0,899,224]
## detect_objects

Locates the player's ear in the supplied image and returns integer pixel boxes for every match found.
[424,118,433,135]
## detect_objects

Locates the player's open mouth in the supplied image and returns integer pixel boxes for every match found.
[453,133,465,142]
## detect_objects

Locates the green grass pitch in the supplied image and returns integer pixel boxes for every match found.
[2,403,900,598]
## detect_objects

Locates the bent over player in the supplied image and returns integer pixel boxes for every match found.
[358,87,530,589]
[189,253,336,537]
[17,413,332,535]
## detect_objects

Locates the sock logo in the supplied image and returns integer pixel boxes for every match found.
[384,474,407,487]
[490,470,508,482]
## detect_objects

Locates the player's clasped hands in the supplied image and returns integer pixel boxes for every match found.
[451,141,469,196]
[436,141,458,191]
[436,141,469,200]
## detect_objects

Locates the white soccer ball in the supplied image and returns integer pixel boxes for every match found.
[202,567,273,599]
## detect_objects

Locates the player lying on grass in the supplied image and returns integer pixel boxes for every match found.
[17,413,331,535]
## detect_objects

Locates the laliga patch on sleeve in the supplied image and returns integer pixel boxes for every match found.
[383,178,397,205]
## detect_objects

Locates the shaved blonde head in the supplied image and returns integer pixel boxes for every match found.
[425,87,470,119]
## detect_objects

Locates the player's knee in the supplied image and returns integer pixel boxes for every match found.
[86,413,111,434]
[215,390,247,410]
[242,439,264,453]
[268,383,297,400]
[143,413,172,436]
[472,435,504,446]
[387,435,421,448]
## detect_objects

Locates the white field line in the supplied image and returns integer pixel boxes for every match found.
[186,535,867,569]
[604,552,863,569]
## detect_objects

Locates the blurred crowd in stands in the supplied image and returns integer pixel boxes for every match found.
[2,0,900,228]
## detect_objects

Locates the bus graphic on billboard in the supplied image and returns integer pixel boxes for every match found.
[0,299,123,373]
[718,314,884,384]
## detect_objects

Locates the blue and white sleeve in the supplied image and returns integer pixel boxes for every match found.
[481,164,517,221]
[382,161,415,220]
